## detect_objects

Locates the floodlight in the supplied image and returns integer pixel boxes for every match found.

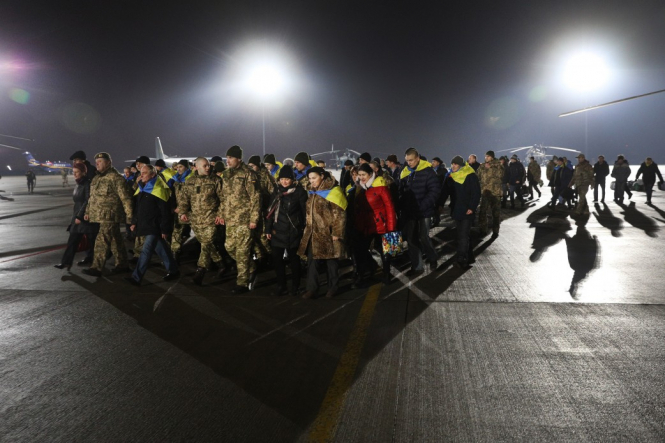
[563,52,610,92]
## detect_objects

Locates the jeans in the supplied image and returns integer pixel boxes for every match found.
[404,218,438,271]
[456,218,473,262]
[594,178,606,201]
[131,234,178,282]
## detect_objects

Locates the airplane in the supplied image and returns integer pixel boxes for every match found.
[310,145,362,169]
[127,137,221,165]
[496,144,581,166]
[23,152,73,173]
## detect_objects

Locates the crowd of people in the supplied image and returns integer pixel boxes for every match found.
[52,147,663,298]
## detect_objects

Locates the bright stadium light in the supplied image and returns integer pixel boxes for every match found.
[563,52,610,92]
[246,63,286,100]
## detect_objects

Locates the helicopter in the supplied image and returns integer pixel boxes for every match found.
[496,144,581,166]
[309,145,361,169]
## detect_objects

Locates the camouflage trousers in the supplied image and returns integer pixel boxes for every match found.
[251,218,271,260]
[191,225,221,269]
[91,222,128,271]
[226,225,256,287]
[171,219,190,254]
[575,185,590,215]
[478,193,502,234]
[133,236,144,258]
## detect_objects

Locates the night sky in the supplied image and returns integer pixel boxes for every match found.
[1,1,664,170]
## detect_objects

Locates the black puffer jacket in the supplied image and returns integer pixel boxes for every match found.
[131,189,173,237]
[636,162,664,184]
[398,163,441,220]
[265,184,308,249]
[508,161,526,186]
[69,177,99,235]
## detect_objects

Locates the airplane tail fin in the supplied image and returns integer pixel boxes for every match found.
[155,137,165,160]
[23,151,38,166]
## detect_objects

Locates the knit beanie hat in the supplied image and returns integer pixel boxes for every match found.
[177,159,190,168]
[263,153,276,164]
[248,155,261,167]
[294,151,310,165]
[135,155,151,165]
[210,155,222,162]
[155,159,166,168]
[359,152,371,162]
[226,145,243,159]
[485,150,495,158]
[278,164,295,179]
[214,161,226,173]
[451,156,465,166]
[69,150,86,161]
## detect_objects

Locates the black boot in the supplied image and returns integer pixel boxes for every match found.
[192,267,206,285]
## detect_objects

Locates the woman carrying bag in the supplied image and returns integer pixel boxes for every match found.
[55,163,99,270]
[353,163,398,287]
[265,165,308,296]
[298,167,347,299]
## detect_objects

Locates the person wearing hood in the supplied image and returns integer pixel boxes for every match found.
[298,167,347,299]
[352,163,398,286]
[54,163,99,271]
[265,165,308,296]
[611,155,631,204]
[399,147,440,275]
[81,152,134,277]
[635,157,664,204]
[568,154,595,216]
[440,156,480,268]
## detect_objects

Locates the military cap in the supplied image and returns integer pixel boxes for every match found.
[177,159,190,168]
[294,152,309,165]
[451,156,465,166]
[278,164,295,179]
[248,155,261,167]
[485,150,495,158]
[154,159,166,168]
[359,152,371,163]
[226,145,243,159]
[69,150,87,161]
[264,153,276,164]
[94,152,112,161]
[210,155,223,162]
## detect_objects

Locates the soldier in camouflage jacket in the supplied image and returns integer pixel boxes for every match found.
[569,154,594,216]
[476,151,503,237]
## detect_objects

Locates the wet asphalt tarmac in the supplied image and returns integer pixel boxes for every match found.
[0,173,663,442]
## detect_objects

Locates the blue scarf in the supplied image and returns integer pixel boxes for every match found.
[295,165,310,181]
[172,169,191,183]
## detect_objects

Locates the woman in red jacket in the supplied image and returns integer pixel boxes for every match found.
[353,163,398,286]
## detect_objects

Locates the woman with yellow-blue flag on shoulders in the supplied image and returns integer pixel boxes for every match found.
[440,156,481,270]
[297,167,347,299]
[124,164,179,286]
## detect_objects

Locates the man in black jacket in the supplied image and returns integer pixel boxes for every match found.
[593,155,610,202]
[124,165,179,285]
[399,147,441,275]
[636,157,664,204]
[442,156,480,268]
[508,154,526,209]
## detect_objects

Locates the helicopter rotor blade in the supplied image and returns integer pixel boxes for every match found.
[559,88,665,117]
[509,147,533,153]
[0,133,34,142]
[547,146,581,153]
[0,143,23,150]
[496,146,531,153]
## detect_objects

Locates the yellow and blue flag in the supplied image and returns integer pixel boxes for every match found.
[450,163,476,184]
[400,159,432,179]
[309,185,348,210]
[135,175,171,202]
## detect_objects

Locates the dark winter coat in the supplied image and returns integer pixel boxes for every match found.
[131,185,173,237]
[265,184,308,249]
[448,170,481,221]
[398,162,441,220]
[82,160,97,182]
[593,161,610,181]
[508,161,526,186]
[298,177,347,260]
[611,162,631,183]
[69,178,99,235]
[354,177,397,236]
[501,163,510,184]
[636,162,663,185]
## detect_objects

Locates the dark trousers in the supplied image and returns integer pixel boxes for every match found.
[614,181,626,202]
[529,180,541,197]
[355,234,391,279]
[624,182,633,199]
[27,181,35,193]
[131,234,178,282]
[455,218,474,262]
[60,232,88,266]
[306,245,339,292]
[271,246,301,289]
[508,184,524,206]
[594,178,606,201]
[645,181,655,202]
[404,218,438,271]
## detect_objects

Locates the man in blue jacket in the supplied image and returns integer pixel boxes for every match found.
[399,148,440,275]
[443,156,481,269]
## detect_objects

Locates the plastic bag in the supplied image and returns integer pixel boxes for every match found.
[381,231,403,257]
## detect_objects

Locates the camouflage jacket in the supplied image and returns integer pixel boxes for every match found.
[477,158,504,198]
[219,162,261,226]
[527,161,541,181]
[546,160,556,181]
[86,166,134,223]
[570,161,595,188]
[257,166,276,211]
[177,173,223,226]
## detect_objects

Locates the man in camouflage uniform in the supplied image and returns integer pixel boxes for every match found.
[82,152,134,276]
[247,155,275,263]
[168,159,193,260]
[476,150,503,239]
[546,156,558,189]
[527,156,542,199]
[177,157,224,285]
[569,153,595,216]
[219,145,261,294]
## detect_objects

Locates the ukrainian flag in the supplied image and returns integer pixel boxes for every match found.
[269,161,283,177]
[309,186,348,210]
[135,175,171,202]
[400,159,433,179]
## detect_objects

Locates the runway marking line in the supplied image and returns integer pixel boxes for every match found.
[307,282,382,443]
[0,246,66,263]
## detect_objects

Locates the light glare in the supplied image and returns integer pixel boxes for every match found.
[563,52,610,92]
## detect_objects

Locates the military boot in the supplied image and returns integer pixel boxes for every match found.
[192,267,206,286]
